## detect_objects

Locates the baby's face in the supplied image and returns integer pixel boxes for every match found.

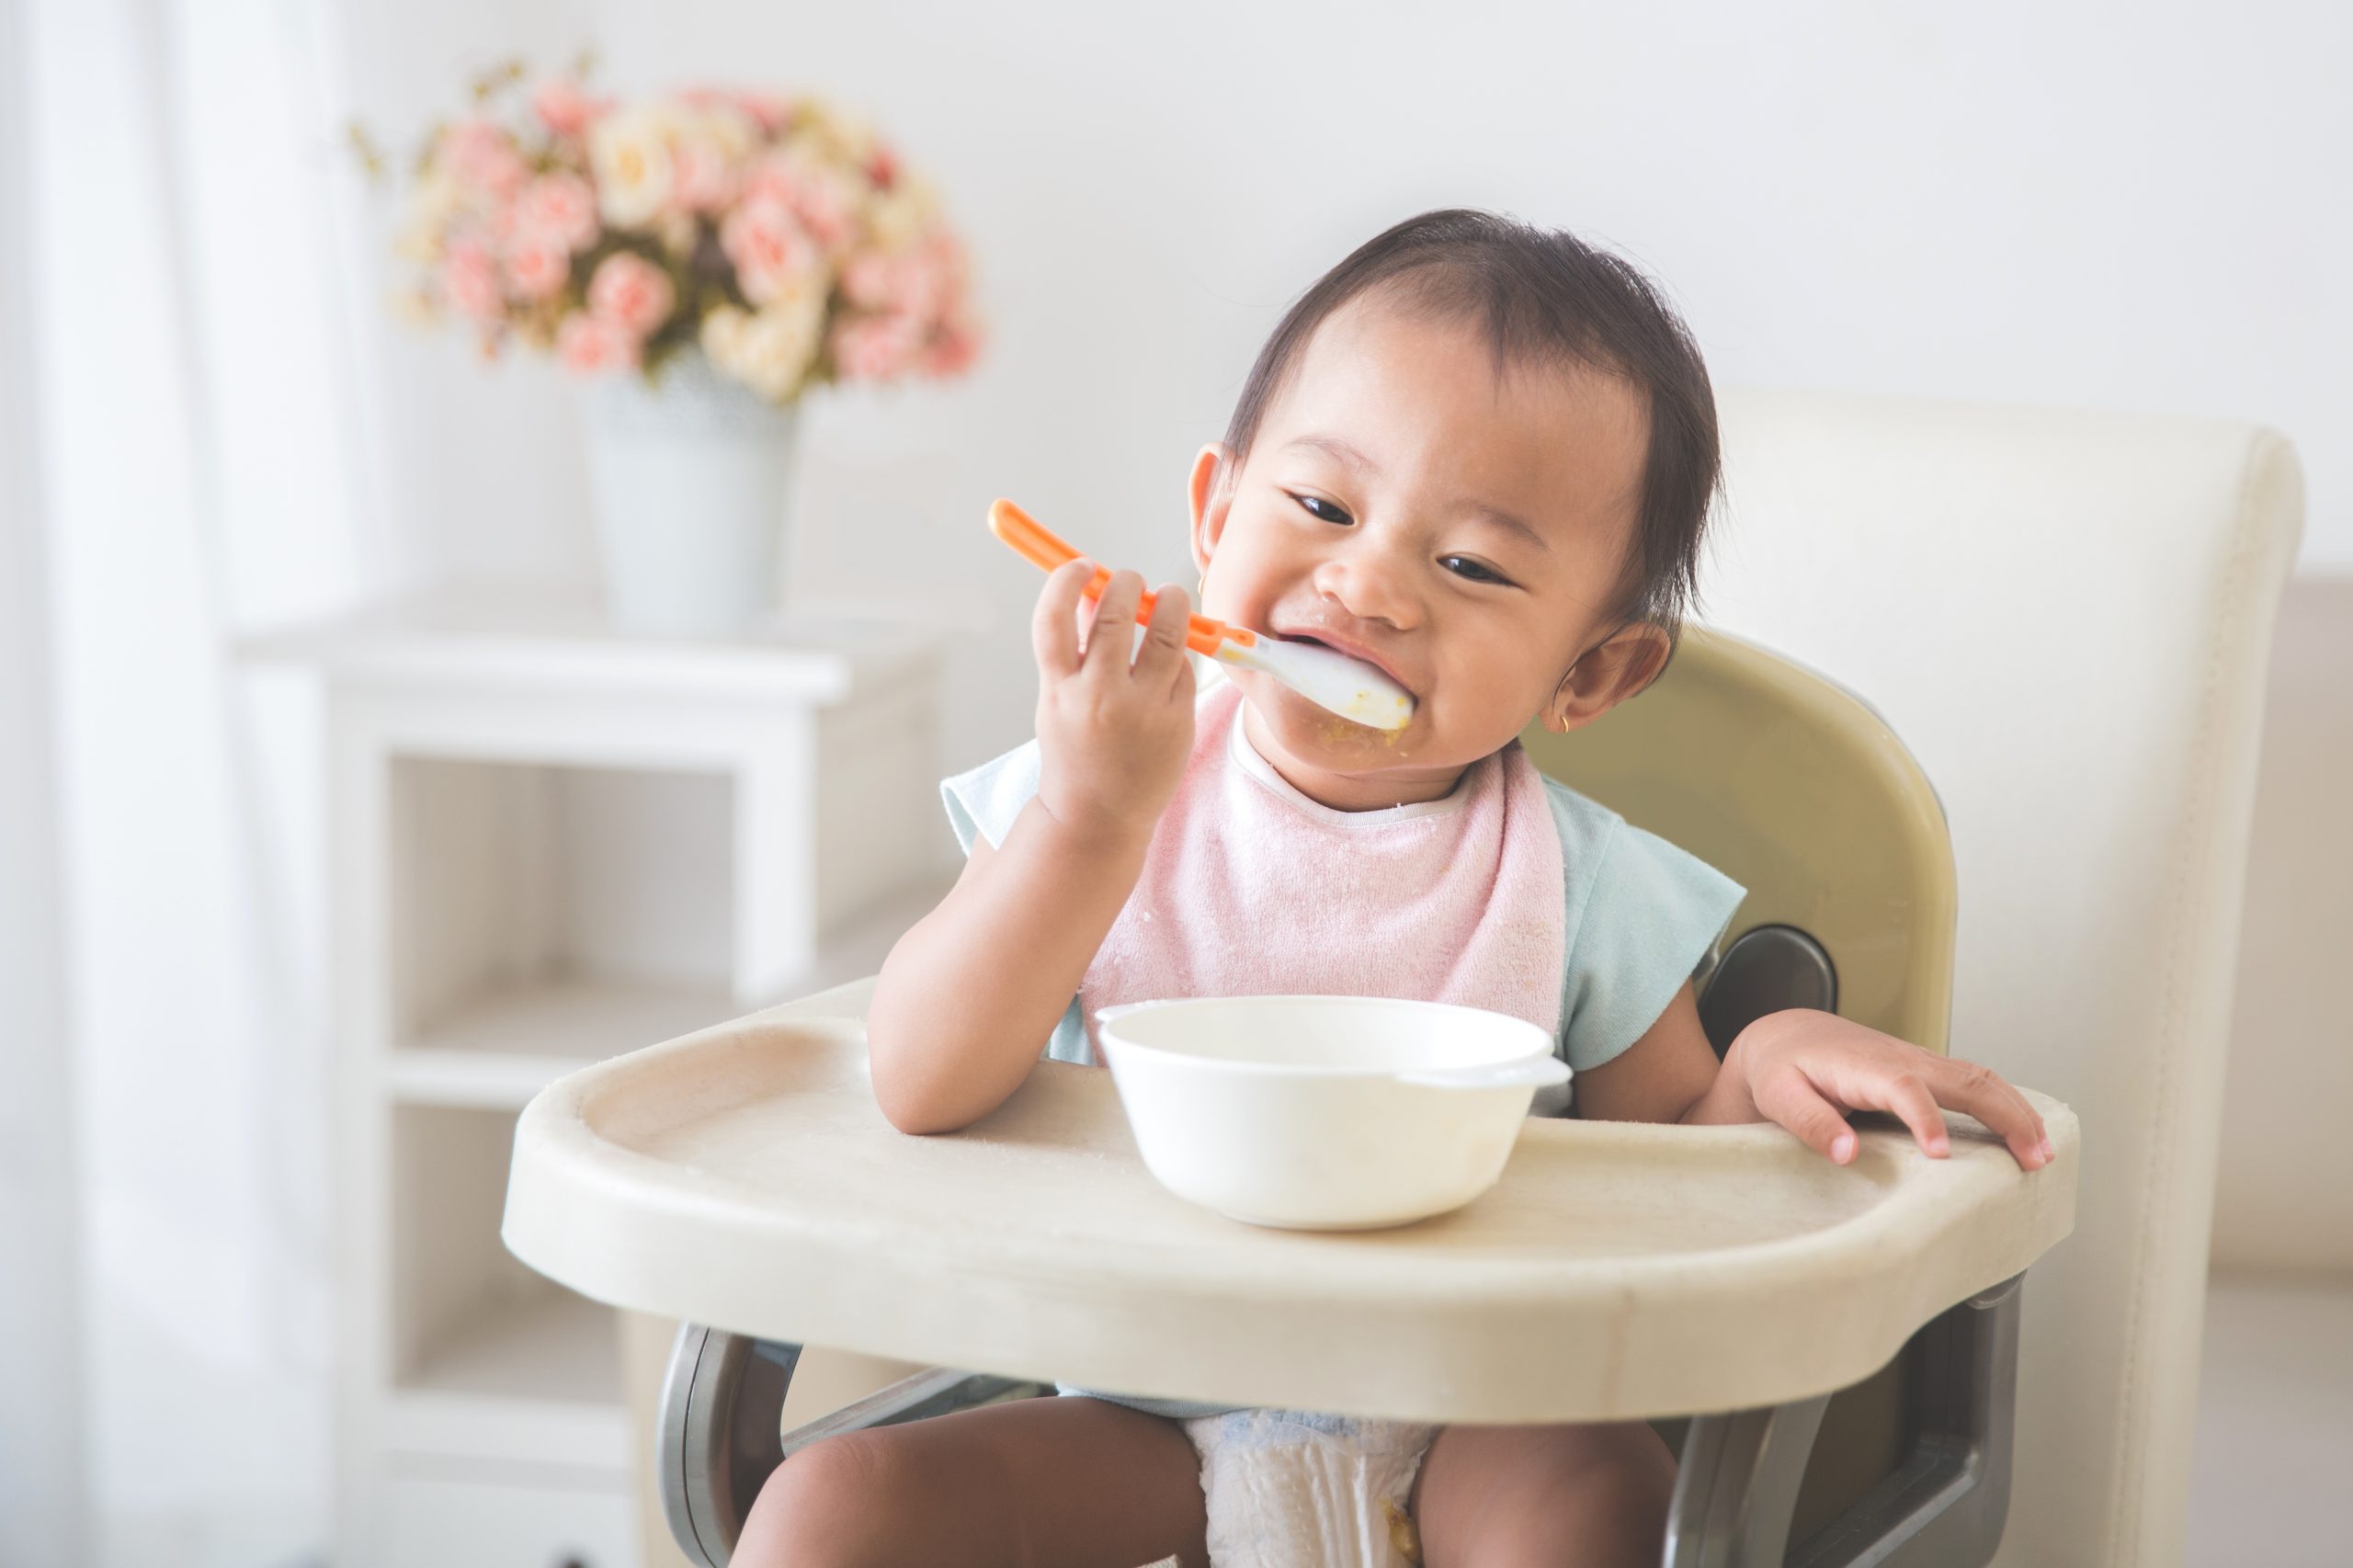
[1192,291,1655,806]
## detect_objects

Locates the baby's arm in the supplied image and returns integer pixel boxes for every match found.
[1575,982,2056,1172]
[865,561,1197,1135]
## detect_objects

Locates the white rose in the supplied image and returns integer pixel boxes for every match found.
[668,104,759,211]
[394,168,463,264]
[695,104,760,164]
[789,96,876,166]
[864,175,939,254]
[589,107,677,230]
[700,278,828,403]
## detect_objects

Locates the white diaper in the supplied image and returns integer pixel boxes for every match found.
[1176,1407,1438,1568]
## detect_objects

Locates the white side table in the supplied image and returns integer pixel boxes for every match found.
[243,585,952,1568]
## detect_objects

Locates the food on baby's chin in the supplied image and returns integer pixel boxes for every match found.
[1242,672,1411,752]
[1315,710,1407,749]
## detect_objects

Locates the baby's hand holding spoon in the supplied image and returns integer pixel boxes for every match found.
[1030,557,1198,848]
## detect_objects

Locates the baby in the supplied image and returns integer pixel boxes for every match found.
[738,209,2053,1568]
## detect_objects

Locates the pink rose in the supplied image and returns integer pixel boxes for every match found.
[670,138,739,213]
[438,236,503,321]
[740,153,857,251]
[511,172,598,253]
[735,91,796,135]
[866,142,900,191]
[533,79,611,139]
[922,314,982,377]
[840,250,902,312]
[829,312,924,381]
[556,312,638,374]
[504,234,570,301]
[842,234,963,324]
[720,194,820,307]
[440,119,527,199]
[585,251,676,338]
[791,175,857,251]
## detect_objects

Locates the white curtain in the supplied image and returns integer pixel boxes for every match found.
[1,0,89,1560]
[21,0,376,1560]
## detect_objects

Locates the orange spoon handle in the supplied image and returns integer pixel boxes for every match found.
[988,498,1255,654]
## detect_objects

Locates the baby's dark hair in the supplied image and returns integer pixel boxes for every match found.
[1219,209,1720,651]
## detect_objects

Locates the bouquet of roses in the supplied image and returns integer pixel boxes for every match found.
[362,62,981,403]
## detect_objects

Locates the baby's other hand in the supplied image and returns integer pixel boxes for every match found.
[1733,1010,2054,1171]
[1030,559,1197,845]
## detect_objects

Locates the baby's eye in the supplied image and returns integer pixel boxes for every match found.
[1440,555,1512,586]
[1291,494,1354,527]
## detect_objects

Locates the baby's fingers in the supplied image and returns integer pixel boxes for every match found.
[1923,1055,2052,1170]
[1751,1067,1860,1165]
[1860,1072,1951,1159]
[1031,559,1097,679]
[1081,570,1146,676]
[1136,582,1192,687]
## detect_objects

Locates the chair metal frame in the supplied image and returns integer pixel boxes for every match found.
[656,1263,2024,1568]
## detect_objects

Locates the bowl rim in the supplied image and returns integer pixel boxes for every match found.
[1092,994,1559,1079]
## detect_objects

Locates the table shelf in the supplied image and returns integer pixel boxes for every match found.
[243,588,951,1566]
[389,1286,631,1472]
[391,978,737,1109]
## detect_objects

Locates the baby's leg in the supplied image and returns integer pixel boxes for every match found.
[1409,1419,1676,1568]
[734,1392,1210,1568]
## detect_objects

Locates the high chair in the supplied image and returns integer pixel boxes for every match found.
[507,623,2078,1568]
[504,391,2302,1568]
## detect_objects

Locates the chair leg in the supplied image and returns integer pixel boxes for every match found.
[656,1322,1051,1565]
[658,1324,801,1568]
[1785,1274,2024,1568]
[1665,1273,2027,1568]
[1665,1390,1834,1568]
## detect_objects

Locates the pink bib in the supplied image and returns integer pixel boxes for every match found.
[1078,681,1568,1062]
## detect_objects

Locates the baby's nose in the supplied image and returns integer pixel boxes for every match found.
[1312,544,1417,629]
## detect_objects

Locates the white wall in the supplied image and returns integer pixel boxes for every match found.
[330,0,2353,779]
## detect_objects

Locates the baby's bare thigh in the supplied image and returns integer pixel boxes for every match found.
[734,1392,1209,1568]
[1412,1419,1677,1568]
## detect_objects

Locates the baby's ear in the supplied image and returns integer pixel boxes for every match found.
[1543,623,1673,733]
[1188,443,1234,574]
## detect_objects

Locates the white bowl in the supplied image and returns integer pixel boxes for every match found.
[1094,995,1569,1231]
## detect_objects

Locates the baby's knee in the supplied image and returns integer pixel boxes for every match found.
[733,1430,908,1568]
[1423,1421,1675,1568]
[1549,1441,1675,1566]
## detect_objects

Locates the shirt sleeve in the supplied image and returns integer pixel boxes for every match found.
[939,740,1092,1063]
[940,738,1043,853]
[1556,812,1747,1075]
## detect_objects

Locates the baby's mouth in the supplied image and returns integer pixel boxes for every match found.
[1269,631,1415,700]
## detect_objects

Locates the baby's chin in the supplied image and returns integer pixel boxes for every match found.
[1233,670,1432,769]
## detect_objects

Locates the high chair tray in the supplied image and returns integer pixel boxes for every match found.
[503,980,2076,1423]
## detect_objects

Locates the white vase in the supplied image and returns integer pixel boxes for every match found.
[583,349,801,637]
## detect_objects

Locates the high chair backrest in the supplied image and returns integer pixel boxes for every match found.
[1521,624,1958,1058]
[1687,388,2302,1568]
